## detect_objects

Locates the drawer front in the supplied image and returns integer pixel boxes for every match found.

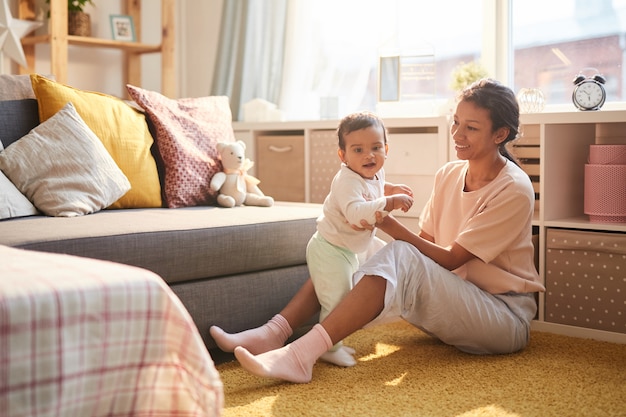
[545,228,626,333]
[385,132,439,218]
[310,130,340,204]
[257,135,305,202]
[385,133,440,176]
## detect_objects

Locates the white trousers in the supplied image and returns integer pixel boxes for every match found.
[354,240,537,354]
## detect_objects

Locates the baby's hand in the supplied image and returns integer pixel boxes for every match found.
[388,183,413,197]
[392,194,413,212]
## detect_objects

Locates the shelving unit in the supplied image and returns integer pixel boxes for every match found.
[17,0,175,97]
[518,110,626,343]
[235,111,626,343]
[232,116,450,230]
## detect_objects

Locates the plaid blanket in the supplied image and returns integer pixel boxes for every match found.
[0,246,223,417]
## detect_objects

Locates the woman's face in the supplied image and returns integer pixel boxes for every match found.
[338,125,388,180]
[450,100,505,161]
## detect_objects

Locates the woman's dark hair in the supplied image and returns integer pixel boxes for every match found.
[337,111,387,150]
[458,78,520,165]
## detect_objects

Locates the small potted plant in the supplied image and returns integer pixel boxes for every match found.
[449,61,489,91]
[46,0,95,37]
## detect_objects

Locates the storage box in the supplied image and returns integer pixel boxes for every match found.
[584,144,626,223]
[257,135,305,202]
[545,228,626,333]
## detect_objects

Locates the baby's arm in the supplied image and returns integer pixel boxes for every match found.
[341,180,412,225]
[384,182,413,197]
[384,194,413,213]
[383,182,414,212]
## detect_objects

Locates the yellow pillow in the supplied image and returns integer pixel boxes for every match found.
[30,74,162,208]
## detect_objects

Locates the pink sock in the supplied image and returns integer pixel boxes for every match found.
[234,323,333,384]
[209,314,292,355]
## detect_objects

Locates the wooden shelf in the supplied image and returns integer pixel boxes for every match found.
[18,0,175,97]
[21,34,162,54]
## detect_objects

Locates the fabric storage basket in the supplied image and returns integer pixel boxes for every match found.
[545,228,626,333]
[256,135,305,202]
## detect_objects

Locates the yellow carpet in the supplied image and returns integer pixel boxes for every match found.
[216,320,626,417]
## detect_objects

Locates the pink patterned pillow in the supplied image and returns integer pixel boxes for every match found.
[126,85,235,208]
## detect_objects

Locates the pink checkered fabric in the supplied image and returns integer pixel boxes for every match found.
[0,246,223,417]
[126,85,235,208]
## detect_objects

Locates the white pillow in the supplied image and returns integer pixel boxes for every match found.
[0,102,131,217]
[0,142,39,220]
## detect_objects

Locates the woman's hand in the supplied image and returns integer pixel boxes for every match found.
[349,210,388,232]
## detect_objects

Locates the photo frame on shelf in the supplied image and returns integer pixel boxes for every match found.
[110,15,135,42]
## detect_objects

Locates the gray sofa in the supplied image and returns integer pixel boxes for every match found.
[0,203,320,353]
[0,74,321,356]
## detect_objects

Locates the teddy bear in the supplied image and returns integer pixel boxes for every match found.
[210,140,274,208]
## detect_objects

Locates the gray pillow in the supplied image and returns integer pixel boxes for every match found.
[0,102,131,217]
[0,99,39,148]
[0,74,35,100]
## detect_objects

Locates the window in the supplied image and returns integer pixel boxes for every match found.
[512,0,626,107]
[279,0,625,120]
[280,0,483,120]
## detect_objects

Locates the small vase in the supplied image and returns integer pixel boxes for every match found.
[517,88,545,113]
[68,11,91,37]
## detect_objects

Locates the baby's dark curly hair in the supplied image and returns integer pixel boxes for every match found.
[337,111,388,150]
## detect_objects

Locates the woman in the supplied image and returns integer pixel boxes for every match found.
[210,78,545,383]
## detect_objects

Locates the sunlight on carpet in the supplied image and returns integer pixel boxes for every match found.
[359,341,401,362]
[216,320,626,417]
[457,405,521,417]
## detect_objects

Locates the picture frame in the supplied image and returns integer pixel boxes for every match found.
[378,56,400,102]
[110,15,135,42]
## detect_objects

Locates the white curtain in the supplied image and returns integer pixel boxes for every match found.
[279,0,396,120]
[211,0,287,120]
[212,0,482,121]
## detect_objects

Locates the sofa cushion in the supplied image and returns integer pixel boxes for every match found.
[126,84,235,208]
[0,140,39,220]
[0,74,35,100]
[0,203,321,284]
[0,103,131,217]
[0,99,39,148]
[0,170,39,220]
[30,74,162,209]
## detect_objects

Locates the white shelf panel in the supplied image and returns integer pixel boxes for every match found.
[531,321,626,344]
[544,217,626,233]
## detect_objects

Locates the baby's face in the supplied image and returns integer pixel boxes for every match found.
[339,125,387,180]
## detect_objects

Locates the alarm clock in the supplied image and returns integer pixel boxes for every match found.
[572,69,606,111]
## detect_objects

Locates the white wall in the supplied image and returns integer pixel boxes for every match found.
[5,0,224,99]
[178,0,224,98]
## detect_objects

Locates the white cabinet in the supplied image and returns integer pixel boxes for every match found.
[515,110,626,343]
[233,117,450,219]
[385,128,442,219]
[234,111,626,343]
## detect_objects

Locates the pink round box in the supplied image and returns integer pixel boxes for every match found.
[584,144,626,223]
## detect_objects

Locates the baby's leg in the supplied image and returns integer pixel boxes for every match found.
[308,237,358,366]
[235,324,332,383]
[209,314,292,355]
[320,343,357,366]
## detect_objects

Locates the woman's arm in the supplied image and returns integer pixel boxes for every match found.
[375,214,476,271]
